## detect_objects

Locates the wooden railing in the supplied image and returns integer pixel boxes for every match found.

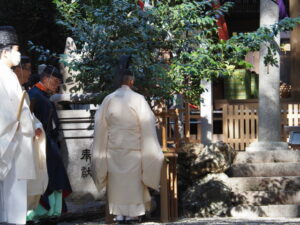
[222,104,258,151]
[222,103,300,151]
[287,104,300,126]
[154,104,201,222]
[156,104,201,152]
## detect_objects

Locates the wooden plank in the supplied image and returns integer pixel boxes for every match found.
[250,106,256,140]
[298,104,300,126]
[162,116,167,151]
[295,104,300,126]
[171,156,178,220]
[293,104,299,126]
[292,104,296,125]
[234,105,239,150]
[240,105,245,150]
[169,160,174,220]
[223,105,228,143]
[160,159,168,222]
[173,157,178,220]
[288,104,293,126]
[228,105,234,142]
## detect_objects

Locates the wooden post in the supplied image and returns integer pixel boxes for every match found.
[162,115,168,151]
[160,152,178,222]
[160,156,169,222]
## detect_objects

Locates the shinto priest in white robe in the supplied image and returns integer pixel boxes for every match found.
[92,85,164,217]
[0,60,43,224]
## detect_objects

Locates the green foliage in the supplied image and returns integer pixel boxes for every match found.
[153,0,235,103]
[54,0,175,102]
[52,0,300,105]
[229,17,300,67]
[52,0,235,104]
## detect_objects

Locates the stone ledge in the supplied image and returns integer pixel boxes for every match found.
[230,204,300,218]
[234,150,300,164]
[227,162,300,177]
[232,190,300,205]
[246,142,288,152]
[224,176,300,192]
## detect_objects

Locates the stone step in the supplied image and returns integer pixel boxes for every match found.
[233,191,300,205]
[226,162,300,177]
[234,150,300,164]
[224,176,300,192]
[230,204,300,218]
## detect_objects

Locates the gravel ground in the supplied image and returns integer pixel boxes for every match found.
[30,201,300,225]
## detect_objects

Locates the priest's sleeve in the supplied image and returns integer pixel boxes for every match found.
[139,97,164,191]
[91,100,109,192]
[19,94,34,136]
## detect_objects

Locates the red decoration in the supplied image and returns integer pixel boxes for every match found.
[213,1,229,40]
[216,16,229,40]
[137,0,144,10]
[188,103,200,110]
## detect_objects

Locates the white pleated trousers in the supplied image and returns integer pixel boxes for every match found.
[0,160,27,225]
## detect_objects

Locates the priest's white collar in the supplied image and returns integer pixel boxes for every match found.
[121,85,131,90]
[0,60,12,72]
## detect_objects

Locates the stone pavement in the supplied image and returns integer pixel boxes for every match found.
[32,200,300,225]
[57,217,300,225]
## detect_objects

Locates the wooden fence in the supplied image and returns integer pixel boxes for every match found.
[155,104,201,222]
[222,103,300,151]
[157,104,201,151]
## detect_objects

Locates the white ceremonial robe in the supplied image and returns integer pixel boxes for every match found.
[27,115,48,210]
[0,60,36,224]
[92,85,164,217]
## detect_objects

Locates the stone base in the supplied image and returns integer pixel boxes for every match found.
[230,204,300,218]
[246,141,288,152]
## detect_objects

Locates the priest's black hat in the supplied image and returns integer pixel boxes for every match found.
[119,55,132,71]
[0,26,18,48]
[118,55,133,82]
[114,55,133,88]
[42,65,63,81]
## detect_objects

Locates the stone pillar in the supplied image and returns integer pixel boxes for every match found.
[247,0,288,151]
[59,37,81,94]
[200,80,213,145]
[290,0,300,99]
